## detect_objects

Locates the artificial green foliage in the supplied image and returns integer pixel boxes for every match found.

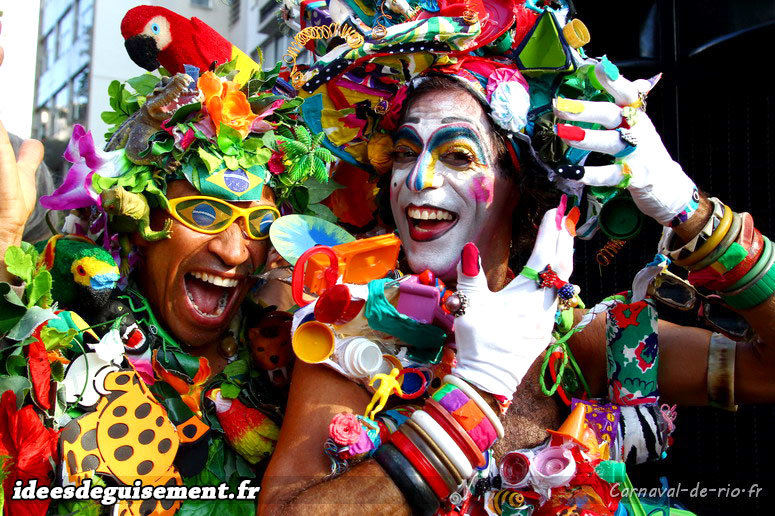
[275,125,335,183]
[3,243,53,310]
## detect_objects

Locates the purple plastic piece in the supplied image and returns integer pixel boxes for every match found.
[397,276,440,324]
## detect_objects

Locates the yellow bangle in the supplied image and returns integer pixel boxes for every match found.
[676,204,732,267]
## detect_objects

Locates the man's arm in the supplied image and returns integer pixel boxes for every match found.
[258,360,411,515]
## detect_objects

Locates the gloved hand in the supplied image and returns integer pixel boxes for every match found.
[452,205,575,398]
[553,61,698,227]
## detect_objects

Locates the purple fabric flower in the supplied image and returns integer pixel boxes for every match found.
[40,125,121,210]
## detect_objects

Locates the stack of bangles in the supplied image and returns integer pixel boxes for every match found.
[661,197,775,309]
[373,375,505,515]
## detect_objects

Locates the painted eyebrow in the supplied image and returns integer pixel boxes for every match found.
[394,125,422,144]
[427,125,488,162]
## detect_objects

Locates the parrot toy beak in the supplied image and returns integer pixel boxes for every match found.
[125,35,161,71]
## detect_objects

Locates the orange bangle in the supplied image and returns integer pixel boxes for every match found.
[675,205,733,267]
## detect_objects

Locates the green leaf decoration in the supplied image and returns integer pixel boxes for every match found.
[290,186,310,213]
[4,246,34,285]
[197,147,223,173]
[39,325,77,351]
[217,124,244,156]
[126,73,162,97]
[307,203,338,222]
[303,178,343,204]
[27,269,52,308]
[220,382,241,399]
[0,376,32,409]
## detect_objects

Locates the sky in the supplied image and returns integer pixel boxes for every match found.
[0,0,41,138]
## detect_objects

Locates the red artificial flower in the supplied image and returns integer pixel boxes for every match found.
[268,151,285,175]
[0,391,59,516]
[329,412,362,446]
[26,340,51,411]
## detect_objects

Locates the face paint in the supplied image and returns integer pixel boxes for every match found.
[389,89,516,280]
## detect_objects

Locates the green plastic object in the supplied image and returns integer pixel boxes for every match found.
[515,11,574,75]
[596,461,646,516]
[597,191,643,240]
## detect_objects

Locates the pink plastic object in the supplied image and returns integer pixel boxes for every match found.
[292,246,338,307]
[397,276,440,324]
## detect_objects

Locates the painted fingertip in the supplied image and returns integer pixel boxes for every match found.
[599,55,620,81]
[556,195,568,228]
[555,124,586,142]
[555,97,585,114]
[566,207,580,236]
[461,242,480,277]
[554,165,585,180]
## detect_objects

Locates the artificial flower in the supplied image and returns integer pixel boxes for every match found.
[40,125,121,210]
[329,412,362,446]
[489,81,531,133]
[379,86,408,132]
[0,391,59,516]
[367,132,394,175]
[322,162,378,228]
[26,340,51,411]
[268,151,285,175]
[152,350,211,416]
[198,71,257,139]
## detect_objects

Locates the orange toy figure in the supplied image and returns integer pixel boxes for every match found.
[247,310,294,387]
[206,388,280,465]
[364,368,403,420]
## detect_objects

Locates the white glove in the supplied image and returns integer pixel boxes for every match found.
[452,206,575,398]
[553,61,698,227]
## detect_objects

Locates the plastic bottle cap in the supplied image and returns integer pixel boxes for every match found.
[500,452,530,486]
[292,321,335,363]
[598,194,643,240]
[595,460,627,484]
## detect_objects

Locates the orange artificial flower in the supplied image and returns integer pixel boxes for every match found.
[152,349,212,416]
[197,71,258,139]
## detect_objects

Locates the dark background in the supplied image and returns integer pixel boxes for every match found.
[569,1,775,514]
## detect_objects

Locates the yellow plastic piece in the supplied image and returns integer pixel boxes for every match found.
[365,368,403,419]
[291,321,336,363]
[562,18,591,49]
[676,205,732,267]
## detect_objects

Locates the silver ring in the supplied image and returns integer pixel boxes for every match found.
[618,128,638,147]
[446,291,469,318]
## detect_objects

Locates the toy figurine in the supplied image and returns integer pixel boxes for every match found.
[364,368,403,420]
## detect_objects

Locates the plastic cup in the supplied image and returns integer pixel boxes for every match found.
[314,284,365,325]
[598,192,643,240]
[292,321,335,363]
[500,452,531,487]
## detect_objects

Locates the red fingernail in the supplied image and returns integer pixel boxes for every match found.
[462,242,479,277]
[555,124,586,141]
[566,206,580,236]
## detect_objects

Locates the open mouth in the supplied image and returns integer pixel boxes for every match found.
[183,271,242,323]
[405,204,459,242]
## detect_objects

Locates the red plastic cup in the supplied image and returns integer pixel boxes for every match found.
[314,284,365,325]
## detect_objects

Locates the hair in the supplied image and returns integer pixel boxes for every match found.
[376,75,559,269]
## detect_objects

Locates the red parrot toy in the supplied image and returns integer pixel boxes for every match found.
[206,387,280,464]
[121,5,258,83]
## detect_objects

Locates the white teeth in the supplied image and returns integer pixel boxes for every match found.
[407,207,455,221]
[191,271,239,288]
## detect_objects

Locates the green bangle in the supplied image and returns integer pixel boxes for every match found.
[723,241,775,309]
[689,211,742,271]
[723,236,772,293]
[520,266,539,281]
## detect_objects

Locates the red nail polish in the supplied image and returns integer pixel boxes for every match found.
[462,242,479,276]
[555,124,586,142]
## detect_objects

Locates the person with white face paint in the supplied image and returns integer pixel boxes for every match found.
[260,4,775,513]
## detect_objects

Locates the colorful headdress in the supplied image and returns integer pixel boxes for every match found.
[41,7,337,261]
[285,0,597,174]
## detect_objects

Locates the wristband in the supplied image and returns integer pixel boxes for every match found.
[688,211,742,271]
[404,418,463,486]
[433,383,498,452]
[695,223,762,291]
[661,197,724,263]
[675,203,732,267]
[723,237,772,293]
[394,424,456,498]
[373,443,440,515]
[443,375,505,440]
[424,398,485,468]
[669,187,701,228]
[707,333,737,411]
[411,410,473,479]
[710,212,753,274]
[722,245,775,310]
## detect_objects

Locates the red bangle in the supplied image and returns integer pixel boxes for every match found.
[390,428,449,499]
[424,398,485,468]
[694,226,763,291]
